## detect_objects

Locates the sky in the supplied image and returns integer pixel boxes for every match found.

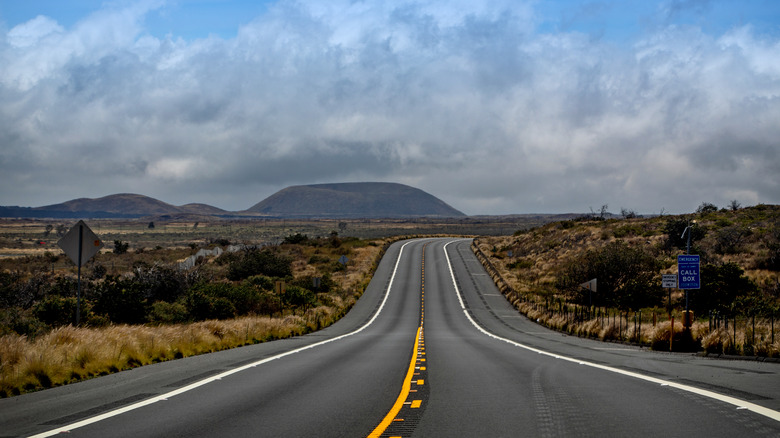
[1,1,779,215]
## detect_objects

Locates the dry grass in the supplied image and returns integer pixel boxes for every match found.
[0,237,390,398]
[0,316,311,397]
[471,207,780,357]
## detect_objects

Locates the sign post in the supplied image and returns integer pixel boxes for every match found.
[662,274,677,351]
[579,278,597,307]
[58,221,103,326]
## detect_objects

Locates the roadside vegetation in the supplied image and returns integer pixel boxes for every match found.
[474,203,779,357]
[0,229,389,398]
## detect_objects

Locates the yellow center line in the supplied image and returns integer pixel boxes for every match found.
[367,327,423,438]
[368,242,429,437]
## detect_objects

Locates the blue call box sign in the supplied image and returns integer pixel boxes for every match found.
[678,255,700,289]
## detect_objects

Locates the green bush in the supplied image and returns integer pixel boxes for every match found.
[226,248,292,281]
[245,275,274,291]
[33,296,80,326]
[149,301,190,324]
[283,285,317,310]
[132,263,189,303]
[558,241,662,310]
[91,276,147,324]
[688,263,757,315]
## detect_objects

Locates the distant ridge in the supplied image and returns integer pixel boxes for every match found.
[0,194,225,219]
[246,182,465,218]
[38,194,182,216]
[0,183,462,219]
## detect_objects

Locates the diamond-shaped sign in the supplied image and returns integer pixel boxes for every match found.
[58,220,103,267]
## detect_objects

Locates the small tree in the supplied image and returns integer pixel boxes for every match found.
[620,208,638,219]
[226,248,292,281]
[696,202,718,214]
[113,240,129,254]
[688,263,757,315]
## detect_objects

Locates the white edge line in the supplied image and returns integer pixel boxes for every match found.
[442,239,780,424]
[30,241,414,438]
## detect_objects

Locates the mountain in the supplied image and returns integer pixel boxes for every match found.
[37,194,182,216]
[0,183,463,218]
[246,182,465,218]
[0,194,226,218]
[178,203,227,215]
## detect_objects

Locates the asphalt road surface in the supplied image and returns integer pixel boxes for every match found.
[1,238,778,437]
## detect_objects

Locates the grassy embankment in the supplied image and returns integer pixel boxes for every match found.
[473,205,779,357]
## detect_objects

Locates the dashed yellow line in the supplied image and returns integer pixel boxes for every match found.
[367,327,423,438]
[369,243,429,437]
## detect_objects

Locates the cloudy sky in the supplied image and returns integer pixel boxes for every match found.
[1,1,778,215]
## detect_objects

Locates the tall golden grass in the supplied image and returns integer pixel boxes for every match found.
[0,311,339,397]
[0,238,391,398]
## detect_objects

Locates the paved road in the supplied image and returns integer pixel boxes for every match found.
[1,238,778,437]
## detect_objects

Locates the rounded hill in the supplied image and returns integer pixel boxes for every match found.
[246,182,465,218]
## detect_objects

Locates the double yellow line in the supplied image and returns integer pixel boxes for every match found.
[368,242,428,438]
[367,327,423,437]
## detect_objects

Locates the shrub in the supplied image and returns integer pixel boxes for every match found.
[132,263,189,303]
[696,202,718,214]
[149,301,190,324]
[714,225,752,254]
[226,248,292,281]
[92,276,147,324]
[113,240,129,255]
[283,285,317,311]
[283,233,309,244]
[687,263,757,315]
[245,275,274,291]
[0,272,22,308]
[33,296,80,327]
[558,241,662,310]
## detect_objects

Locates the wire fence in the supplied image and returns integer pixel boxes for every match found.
[471,241,778,356]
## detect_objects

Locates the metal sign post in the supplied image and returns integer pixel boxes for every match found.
[58,220,103,326]
[662,274,677,351]
[579,278,597,307]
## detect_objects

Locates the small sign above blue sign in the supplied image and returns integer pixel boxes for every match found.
[677,255,700,289]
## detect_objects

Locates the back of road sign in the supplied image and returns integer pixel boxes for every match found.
[58,220,103,267]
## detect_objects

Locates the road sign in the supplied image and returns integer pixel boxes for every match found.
[677,255,700,289]
[338,255,349,265]
[662,274,677,288]
[579,278,597,292]
[58,220,103,267]
[57,220,103,326]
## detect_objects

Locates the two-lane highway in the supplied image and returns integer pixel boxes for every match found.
[3,240,424,437]
[2,238,779,437]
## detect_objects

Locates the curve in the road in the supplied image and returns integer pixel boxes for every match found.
[442,239,780,424]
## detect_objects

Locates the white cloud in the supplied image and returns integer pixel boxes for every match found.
[1,0,778,214]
